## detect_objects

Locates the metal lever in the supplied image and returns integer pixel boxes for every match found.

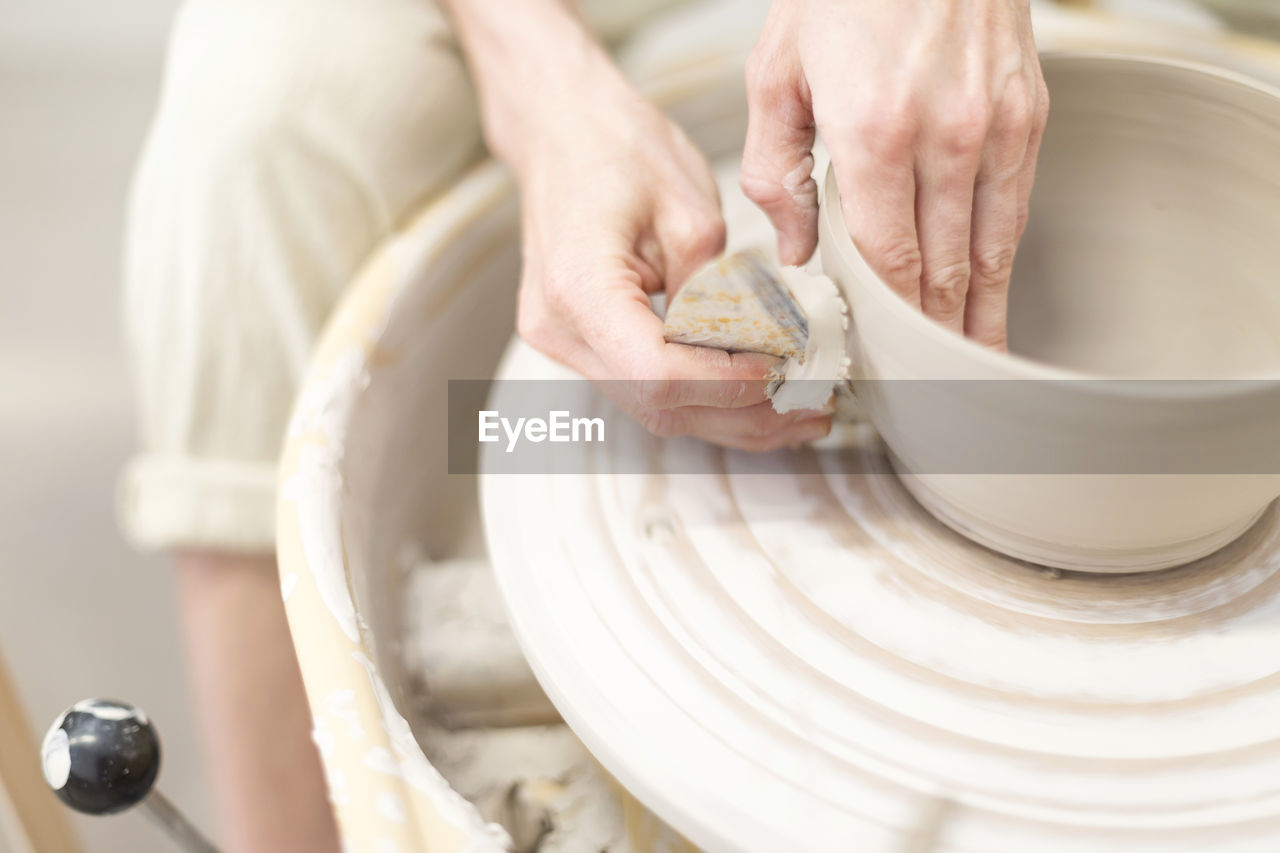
[43,699,218,853]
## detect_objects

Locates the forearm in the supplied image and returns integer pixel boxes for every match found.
[439,0,626,171]
[177,551,338,853]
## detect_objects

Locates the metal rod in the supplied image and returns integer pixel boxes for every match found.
[139,790,219,853]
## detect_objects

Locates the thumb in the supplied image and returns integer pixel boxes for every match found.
[740,51,818,266]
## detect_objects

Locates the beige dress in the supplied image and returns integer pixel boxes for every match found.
[116,0,687,552]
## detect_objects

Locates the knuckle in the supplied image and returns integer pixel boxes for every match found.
[937,98,991,156]
[859,101,919,157]
[869,239,924,285]
[515,308,544,348]
[865,124,914,159]
[833,89,918,157]
[923,260,971,308]
[1016,201,1031,232]
[739,163,789,207]
[540,281,568,317]
[972,245,1016,287]
[636,407,680,439]
[997,88,1035,138]
[671,215,727,261]
[538,266,577,315]
[1034,84,1051,129]
[516,288,554,350]
[636,376,679,411]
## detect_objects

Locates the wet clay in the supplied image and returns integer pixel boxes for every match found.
[1009,58,1280,378]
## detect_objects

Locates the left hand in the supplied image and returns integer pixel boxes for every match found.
[452,2,833,450]
[740,0,1049,349]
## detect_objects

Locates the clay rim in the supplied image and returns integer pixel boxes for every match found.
[819,51,1280,402]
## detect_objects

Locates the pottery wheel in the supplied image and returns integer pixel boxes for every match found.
[482,158,1280,853]
[485,421,1280,852]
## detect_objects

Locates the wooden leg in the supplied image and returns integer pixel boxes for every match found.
[0,650,81,853]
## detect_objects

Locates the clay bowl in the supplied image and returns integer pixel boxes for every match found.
[819,53,1280,572]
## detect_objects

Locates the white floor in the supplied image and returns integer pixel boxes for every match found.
[0,50,216,852]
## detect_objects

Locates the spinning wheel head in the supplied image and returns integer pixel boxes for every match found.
[42,699,161,815]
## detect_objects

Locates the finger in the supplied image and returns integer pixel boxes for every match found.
[632,231,669,295]
[963,167,1019,349]
[741,45,818,266]
[654,205,727,294]
[722,415,832,452]
[964,109,1035,348]
[827,130,923,309]
[630,401,830,445]
[632,404,839,450]
[1015,78,1050,243]
[571,278,779,409]
[965,68,1047,349]
[914,140,982,334]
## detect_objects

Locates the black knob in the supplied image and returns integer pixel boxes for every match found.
[42,699,161,815]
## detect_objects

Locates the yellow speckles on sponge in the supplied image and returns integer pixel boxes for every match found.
[663,250,807,358]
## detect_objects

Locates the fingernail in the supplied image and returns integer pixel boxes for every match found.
[793,408,830,422]
[795,417,832,442]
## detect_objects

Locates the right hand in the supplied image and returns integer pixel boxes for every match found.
[740,0,1048,349]
[479,17,832,451]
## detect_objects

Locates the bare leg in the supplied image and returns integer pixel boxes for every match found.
[176,551,339,853]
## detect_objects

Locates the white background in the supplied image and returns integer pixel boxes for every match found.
[0,2,215,851]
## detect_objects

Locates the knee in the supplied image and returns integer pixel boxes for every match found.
[150,0,481,196]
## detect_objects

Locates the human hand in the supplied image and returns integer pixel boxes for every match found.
[741,0,1048,349]
[466,9,831,450]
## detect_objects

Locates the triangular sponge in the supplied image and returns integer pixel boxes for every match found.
[663,250,809,358]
